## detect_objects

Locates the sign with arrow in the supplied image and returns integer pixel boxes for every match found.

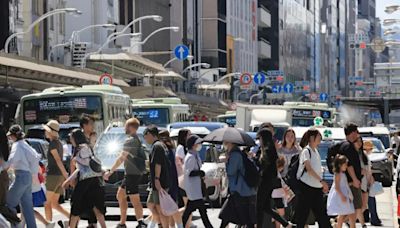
[174,44,189,60]
[283,83,294,94]
[272,85,282,93]
[319,93,328,102]
[253,72,266,85]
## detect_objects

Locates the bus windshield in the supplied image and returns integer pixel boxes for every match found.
[133,108,170,127]
[218,116,236,127]
[23,96,103,125]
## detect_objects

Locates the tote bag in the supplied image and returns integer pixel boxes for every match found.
[369,182,384,197]
[159,191,179,216]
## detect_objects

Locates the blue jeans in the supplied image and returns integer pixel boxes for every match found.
[368,196,380,224]
[7,170,36,228]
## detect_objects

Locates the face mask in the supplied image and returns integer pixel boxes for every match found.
[195,145,202,152]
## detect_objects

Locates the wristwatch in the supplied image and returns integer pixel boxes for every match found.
[155,177,160,180]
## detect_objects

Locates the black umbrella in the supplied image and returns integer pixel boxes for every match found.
[203,127,256,146]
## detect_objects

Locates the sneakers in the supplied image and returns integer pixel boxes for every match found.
[57,220,69,228]
[136,220,147,228]
[46,222,56,228]
[116,224,127,228]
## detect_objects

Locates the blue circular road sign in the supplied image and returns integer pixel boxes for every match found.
[253,72,266,85]
[272,85,282,93]
[174,45,189,60]
[319,93,328,102]
[283,83,294,94]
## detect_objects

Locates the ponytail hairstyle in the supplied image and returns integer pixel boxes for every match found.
[333,154,348,174]
[299,128,322,148]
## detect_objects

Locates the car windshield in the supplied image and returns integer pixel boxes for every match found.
[367,139,385,153]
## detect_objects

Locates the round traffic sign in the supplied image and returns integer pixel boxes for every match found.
[253,72,266,85]
[174,45,190,60]
[310,93,318,101]
[371,38,386,53]
[314,117,324,126]
[240,73,252,85]
[99,73,113,85]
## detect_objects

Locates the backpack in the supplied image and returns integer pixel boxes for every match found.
[286,148,311,190]
[326,141,345,174]
[237,151,260,188]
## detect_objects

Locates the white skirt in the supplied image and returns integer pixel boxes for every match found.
[327,190,355,216]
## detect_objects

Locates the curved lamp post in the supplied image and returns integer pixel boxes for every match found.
[4,8,81,53]
[72,24,116,42]
[201,72,241,93]
[385,5,400,14]
[163,55,194,68]
[383,19,400,26]
[107,15,162,41]
[130,26,180,47]
[80,33,141,68]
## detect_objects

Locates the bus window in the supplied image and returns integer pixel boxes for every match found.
[22,96,103,125]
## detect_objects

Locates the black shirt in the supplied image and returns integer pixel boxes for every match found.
[339,141,362,183]
[149,140,170,189]
[47,139,64,176]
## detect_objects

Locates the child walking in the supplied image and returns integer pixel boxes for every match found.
[272,156,288,228]
[327,155,355,228]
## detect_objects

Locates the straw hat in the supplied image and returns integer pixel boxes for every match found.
[43,120,60,138]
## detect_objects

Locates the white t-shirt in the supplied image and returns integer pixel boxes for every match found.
[298,146,322,188]
[176,145,186,160]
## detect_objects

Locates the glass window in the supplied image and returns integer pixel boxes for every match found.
[132,108,170,127]
[23,96,103,125]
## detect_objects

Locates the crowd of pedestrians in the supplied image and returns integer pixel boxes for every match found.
[0,116,387,228]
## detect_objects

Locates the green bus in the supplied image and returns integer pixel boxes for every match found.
[16,85,131,133]
[131,97,190,128]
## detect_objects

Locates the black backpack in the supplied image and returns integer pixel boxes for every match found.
[326,141,345,174]
[286,148,311,190]
[236,151,260,188]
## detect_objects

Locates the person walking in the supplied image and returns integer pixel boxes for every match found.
[219,140,257,228]
[31,161,55,228]
[63,129,106,228]
[159,130,184,228]
[272,156,289,228]
[339,123,362,228]
[353,137,367,228]
[295,128,331,228]
[278,128,301,177]
[103,118,147,228]
[175,129,193,228]
[144,125,171,228]
[327,155,355,228]
[256,128,292,228]
[43,120,70,223]
[0,124,9,209]
[2,125,41,228]
[364,140,382,226]
[182,135,213,228]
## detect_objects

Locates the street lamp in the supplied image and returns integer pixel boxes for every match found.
[197,67,227,83]
[71,24,116,42]
[182,63,211,74]
[107,15,162,41]
[49,42,70,61]
[200,72,241,94]
[131,26,180,47]
[163,55,194,68]
[4,8,81,53]
[80,33,141,68]
[383,19,400,26]
[385,5,400,14]
[383,28,400,36]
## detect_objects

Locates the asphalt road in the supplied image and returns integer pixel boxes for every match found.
[33,186,397,228]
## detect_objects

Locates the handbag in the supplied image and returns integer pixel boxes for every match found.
[159,190,179,216]
[369,182,384,197]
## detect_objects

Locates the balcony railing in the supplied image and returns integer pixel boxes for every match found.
[258,39,271,59]
[258,7,271,28]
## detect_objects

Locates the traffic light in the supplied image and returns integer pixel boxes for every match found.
[360,42,366,49]
[349,43,355,49]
